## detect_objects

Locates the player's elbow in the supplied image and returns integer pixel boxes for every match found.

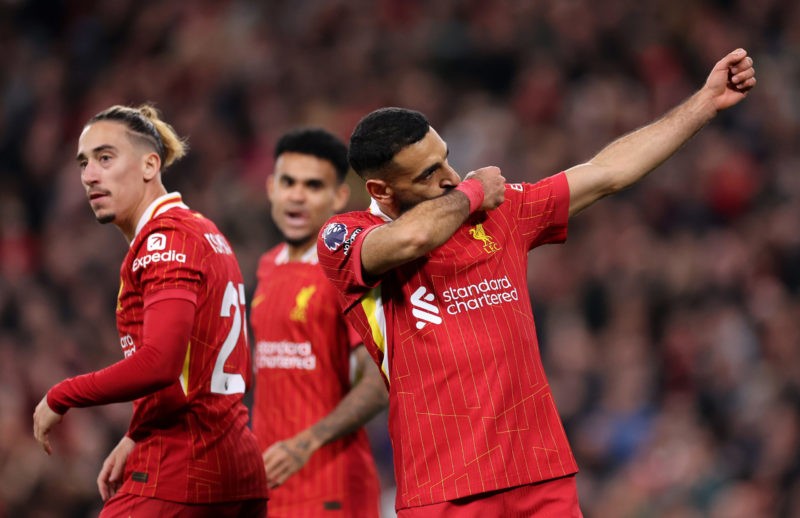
[587,162,636,200]
[148,367,181,391]
[140,350,185,391]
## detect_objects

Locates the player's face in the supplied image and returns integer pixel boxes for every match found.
[268,152,349,250]
[77,121,157,232]
[385,127,461,214]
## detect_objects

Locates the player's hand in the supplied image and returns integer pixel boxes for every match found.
[464,166,506,210]
[32,395,63,455]
[262,430,320,489]
[704,48,756,111]
[97,436,136,502]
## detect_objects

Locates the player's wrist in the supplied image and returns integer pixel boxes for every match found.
[45,385,70,415]
[454,179,485,214]
[304,424,329,451]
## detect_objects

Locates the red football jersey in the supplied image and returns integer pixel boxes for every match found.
[250,244,380,517]
[317,173,578,510]
[115,193,267,503]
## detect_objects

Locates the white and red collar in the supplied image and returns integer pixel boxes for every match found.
[274,243,318,265]
[368,198,393,222]
[132,192,188,244]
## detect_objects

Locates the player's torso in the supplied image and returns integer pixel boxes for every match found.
[386,209,535,384]
[115,207,267,502]
[250,251,352,437]
[250,249,379,514]
[117,210,249,414]
[349,204,576,507]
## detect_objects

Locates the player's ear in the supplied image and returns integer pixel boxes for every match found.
[142,152,161,181]
[333,182,350,212]
[266,174,275,200]
[365,178,392,204]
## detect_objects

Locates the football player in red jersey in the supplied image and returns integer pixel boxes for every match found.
[33,105,268,517]
[317,49,756,516]
[250,128,387,517]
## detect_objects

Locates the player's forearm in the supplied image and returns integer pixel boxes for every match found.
[47,298,195,414]
[362,189,471,276]
[47,354,170,413]
[593,89,716,191]
[306,366,388,449]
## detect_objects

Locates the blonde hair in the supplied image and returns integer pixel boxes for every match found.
[88,104,188,170]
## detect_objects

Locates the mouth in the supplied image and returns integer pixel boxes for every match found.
[88,191,109,201]
[284,210,308,226]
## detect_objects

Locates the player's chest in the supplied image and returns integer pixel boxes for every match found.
[423,220,511,270]
[252,267,337,326]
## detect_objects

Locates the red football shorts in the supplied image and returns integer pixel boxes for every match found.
[397,475,582,518]
[99,493,268,518]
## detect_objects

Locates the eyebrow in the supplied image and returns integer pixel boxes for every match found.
[277,171,326,187]
[76,144,117,162]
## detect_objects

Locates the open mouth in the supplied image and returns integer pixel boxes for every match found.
[285,211,308,225]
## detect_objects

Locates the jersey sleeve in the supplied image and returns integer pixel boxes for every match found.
[47,297,196,414]
[511,171,571,250]
[316,213,382,312]
[130,224,204,298]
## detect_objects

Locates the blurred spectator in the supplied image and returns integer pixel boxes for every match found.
[1,0,798,516]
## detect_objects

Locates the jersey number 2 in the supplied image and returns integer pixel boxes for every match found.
[211,281,247,395]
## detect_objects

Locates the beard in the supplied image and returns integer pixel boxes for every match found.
[96,213,115,224]
[395,191,426,215]
[284,233,313,249]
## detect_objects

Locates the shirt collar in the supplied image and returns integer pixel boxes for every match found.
[274,243,319,265]
[132,192,188,244]
[369,198,393,222]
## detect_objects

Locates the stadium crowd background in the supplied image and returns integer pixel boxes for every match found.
[1,0,798,516]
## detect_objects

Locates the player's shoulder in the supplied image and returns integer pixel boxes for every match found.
[137,208,233,255]
[318,210,377,254]
[504,182,527,194]
[321,209,377,228]
[256,244,285,270]
[153,207,219,233]
[502,173,567,201]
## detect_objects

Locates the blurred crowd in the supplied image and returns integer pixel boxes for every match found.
[1,0,799,516]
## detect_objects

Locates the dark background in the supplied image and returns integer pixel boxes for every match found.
[1,1,798,516]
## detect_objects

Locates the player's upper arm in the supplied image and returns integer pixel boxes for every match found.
[360,223,412,277]
[564,162,619,217]
[351,345,388,401]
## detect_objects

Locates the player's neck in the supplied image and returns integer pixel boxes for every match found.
[118,185,169,243]
[285,240,315,262]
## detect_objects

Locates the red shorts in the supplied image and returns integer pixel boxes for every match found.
[99,492,268,518]
[397,475,582,518]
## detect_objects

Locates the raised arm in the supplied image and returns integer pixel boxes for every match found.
[361,166,506,276]
[262,345,388,488]
[565,48,756,217]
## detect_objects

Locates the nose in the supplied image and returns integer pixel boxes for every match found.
[440,166,460,189]
[81,160,100,186]
[287,183,306,203]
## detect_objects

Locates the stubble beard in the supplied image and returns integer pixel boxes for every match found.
[96,213,115,224]
[284,233,313,250]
